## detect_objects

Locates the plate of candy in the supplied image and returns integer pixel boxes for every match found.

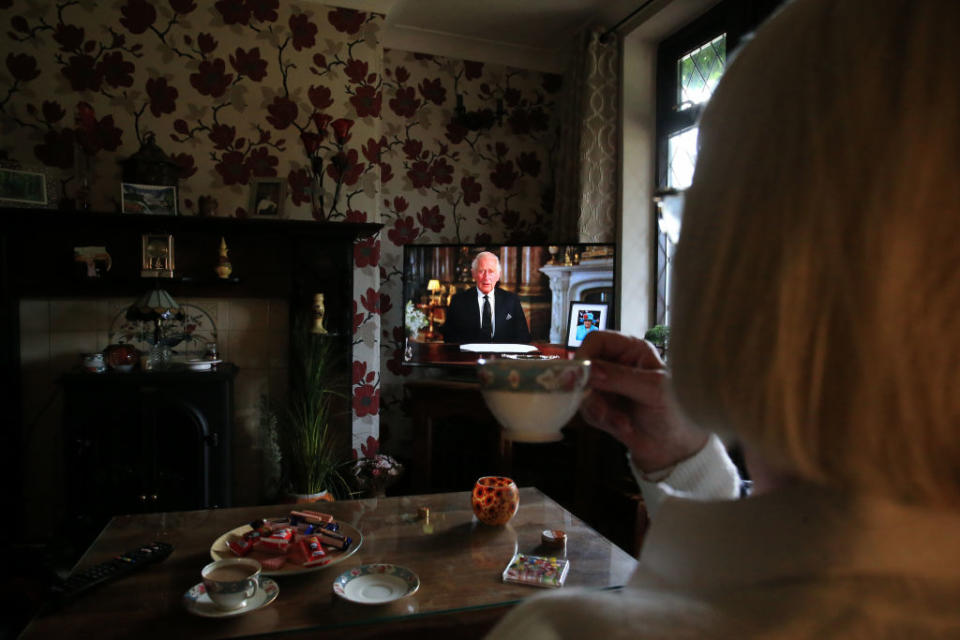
[209,510,363,576]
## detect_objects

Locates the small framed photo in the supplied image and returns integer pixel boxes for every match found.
[121,182,178,215]
[0,167,48,205]
[249,177,284,218]
[566,301,608,348]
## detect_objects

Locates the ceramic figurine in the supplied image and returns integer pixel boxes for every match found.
[312,293,328,334]
[215,237,232,279]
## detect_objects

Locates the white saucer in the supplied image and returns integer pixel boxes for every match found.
[183,577,279,618]
[333,564,420,604]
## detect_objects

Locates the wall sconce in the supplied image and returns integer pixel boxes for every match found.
[452,93,504,131]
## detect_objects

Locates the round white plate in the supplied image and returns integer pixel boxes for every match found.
[333,564,420,605]
[183,577,279,618]
[209,520,362,576]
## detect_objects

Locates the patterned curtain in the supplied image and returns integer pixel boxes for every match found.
[552,26,620,243]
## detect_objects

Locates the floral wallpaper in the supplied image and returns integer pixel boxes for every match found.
[1,0,563,467]
[0,0,383,455]
[376,48,561,455]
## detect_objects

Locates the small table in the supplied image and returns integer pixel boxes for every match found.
[23,488,637,639]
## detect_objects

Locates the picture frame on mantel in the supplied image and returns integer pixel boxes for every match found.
[249,177,284,218]
[0,167,48,206]
[121,182,178,216]
[566,301,608,348]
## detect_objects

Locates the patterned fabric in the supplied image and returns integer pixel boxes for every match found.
[553,27,619,243]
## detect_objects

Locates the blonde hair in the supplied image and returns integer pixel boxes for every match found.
[670,0,960,506]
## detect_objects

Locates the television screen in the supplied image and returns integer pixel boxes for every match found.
[402,243,616,355]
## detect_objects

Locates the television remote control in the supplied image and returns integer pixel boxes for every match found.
[48,541,174,606]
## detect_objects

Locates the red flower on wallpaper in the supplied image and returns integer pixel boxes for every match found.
[53,24,84,52]
[287,168,311,205]
[353,384,380,417]
[417,205,445,233]
[326,149,363,186]
[490,161,519,190]
[146,77,178,117]
[34,129,75,169]
[394,66,410,83]
[464,60,484,80]
[170,152,197,179]
[215,0,250,25]
[387,216,419,246]
[7,53,40,82]
[247,0,278,22]
[517,151,541,177]
[402,139,422,160]
[309,85,334,110]
[75,105,122,155]
[190,58,234,98]
[345,59,369,84]
[475,232,493,244]
[245,146,279,177]
[266,96,298,129]
[328,8,366,34]
[120,0,157,34]
[389,86,420,118]
[461,175,482,205]
[361,137,383,164]
[379,161,393,184]
[289,13,318,51]
[445,120,468,144]
[418,78,446,105]
[352,360,367,385]
[360,287,380,314]
[429,158,454,185]
[170,0,199,15]
[230,47,268,81]
[41,101,66,124]
[62,55,101,92]
[215,150,251,185]
[99,51,134,88]
[380,293,393,315]
[350,85,381,118]
[345,209,367,223]
[331,118,354,144]
[392,196,409,212]
[208,123,236,150]
[352,300,365,335]
[354,236,380,268]
[407,160,432,189]
[197,33,218,54]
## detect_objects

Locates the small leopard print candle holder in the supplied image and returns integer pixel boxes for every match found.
[471,476,519,526]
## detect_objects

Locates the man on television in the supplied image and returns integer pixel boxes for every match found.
[441,251,531,344]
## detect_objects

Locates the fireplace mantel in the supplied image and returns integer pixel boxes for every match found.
[539,258,615,343]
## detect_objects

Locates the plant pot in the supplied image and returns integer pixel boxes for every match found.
[282,490,334,504]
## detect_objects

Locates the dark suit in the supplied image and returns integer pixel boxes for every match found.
[441,287,531,344]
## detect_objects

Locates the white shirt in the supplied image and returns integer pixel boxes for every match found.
[476,287,495,335]
[485,440,960,639]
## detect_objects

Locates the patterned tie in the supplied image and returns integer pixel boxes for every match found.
[482,294,493,341]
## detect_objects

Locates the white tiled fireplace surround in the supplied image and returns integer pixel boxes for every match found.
[19,297,288,536]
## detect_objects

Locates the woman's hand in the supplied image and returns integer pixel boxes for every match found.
[577,331,708,473]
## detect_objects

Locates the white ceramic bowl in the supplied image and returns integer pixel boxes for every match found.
[478,358,590,443]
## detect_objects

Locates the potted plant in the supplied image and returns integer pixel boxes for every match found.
[270,327,350,502]
[643,324,670,360]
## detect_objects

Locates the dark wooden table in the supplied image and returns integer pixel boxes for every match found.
[22,488,637,639]
[405,341,575,369]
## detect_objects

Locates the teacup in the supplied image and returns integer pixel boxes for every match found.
[201,558,261,610]
[478,358,591,442]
